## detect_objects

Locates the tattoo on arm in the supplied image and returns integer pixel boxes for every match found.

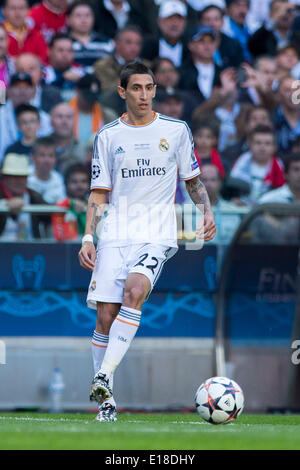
[185,176,211,212]
[86,201,106,234]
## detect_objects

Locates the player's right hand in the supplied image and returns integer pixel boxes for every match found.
[78,242,96,271]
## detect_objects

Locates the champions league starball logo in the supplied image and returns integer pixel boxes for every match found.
[92,164,101,179]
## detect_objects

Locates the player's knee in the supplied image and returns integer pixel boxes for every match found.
[123,285,146,309]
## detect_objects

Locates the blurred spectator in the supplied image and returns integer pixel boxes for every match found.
[94,25,144,91]
[153,88,186,121]
[259,152,300,203]
[191,66,239,151]
[230,124,285,204]
[28,0,68,44]
[222,0,252,61]
[52,163,90,241]
[0,73,52,162]
[0,152,50,239]
[272,75,300,154]
[251,153,300,244]
[152,56,198,119]
[198,0,244,68]
[67,0,114,73]
[49,102,85,175]
[43,33,84,97]
[238,58,277,106]
[222,105,273,169]
[248,0,298,59]
[291,135,300,154]
[245,0,272,33]
[4,103,39,156]
[275,44,300,80]
[0,23,14,88]
[2,0,48,63]
[178,25,222,109]
[200,163,241,243]
[15,53,62,112]
[141,0,188,67]
[27,136,66,204]
[152,57,179,92]
[193,122,225,177]
[69,73,117,144]
[91,0,145,40]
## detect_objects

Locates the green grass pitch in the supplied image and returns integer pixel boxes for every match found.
[1,412,300,450]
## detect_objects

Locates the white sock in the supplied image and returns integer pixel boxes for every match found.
[92,330,116,407]
[100,306,141,378]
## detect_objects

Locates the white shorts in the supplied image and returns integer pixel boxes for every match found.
[87,243,177,309]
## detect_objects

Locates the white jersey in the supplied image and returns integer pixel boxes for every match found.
[91,112,200,248]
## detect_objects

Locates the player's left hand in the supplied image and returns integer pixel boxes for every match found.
[196,210,216,242]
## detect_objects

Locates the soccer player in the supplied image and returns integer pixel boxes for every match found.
[78,61,216,422]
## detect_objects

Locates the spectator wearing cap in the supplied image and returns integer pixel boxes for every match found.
[0,23,15,88]
[142,0,188,68]
[1,0,48,63]
[4,103,40,157]
[0,152,51,240]
[15,53,62,113]
[222,0,252,62]
[0,73,52,163]
[69,74,117,144]
[91,0,145,40]
[248,0,298,59]
[27,136,66,204]
[28,0,68,45]
[178,25,222,109]
[67,1,114,74]
[43,33,85,99]
[197,0,244,69]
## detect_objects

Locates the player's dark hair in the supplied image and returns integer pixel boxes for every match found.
[120,61,156,89]
[284,152,300,173]
[32,136,56,155]
[15,104,40,120]
[65,163,90,185]
[248,124,275,140]
[49,32,73,49]
[67,0,94,17]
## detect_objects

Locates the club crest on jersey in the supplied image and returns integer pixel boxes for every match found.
[92,164,101,179]
[89,280,96,291]
[159,138,169,152]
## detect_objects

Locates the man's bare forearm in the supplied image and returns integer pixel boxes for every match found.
[185,176,212,213]
[85,189,108,235]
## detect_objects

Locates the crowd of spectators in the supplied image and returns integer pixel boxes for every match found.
[0,0,299,242]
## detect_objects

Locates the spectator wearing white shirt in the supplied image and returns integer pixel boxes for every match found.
[27,136,66,204]
[141,0,189,68]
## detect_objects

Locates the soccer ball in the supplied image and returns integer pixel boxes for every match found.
[195,376,244,425]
